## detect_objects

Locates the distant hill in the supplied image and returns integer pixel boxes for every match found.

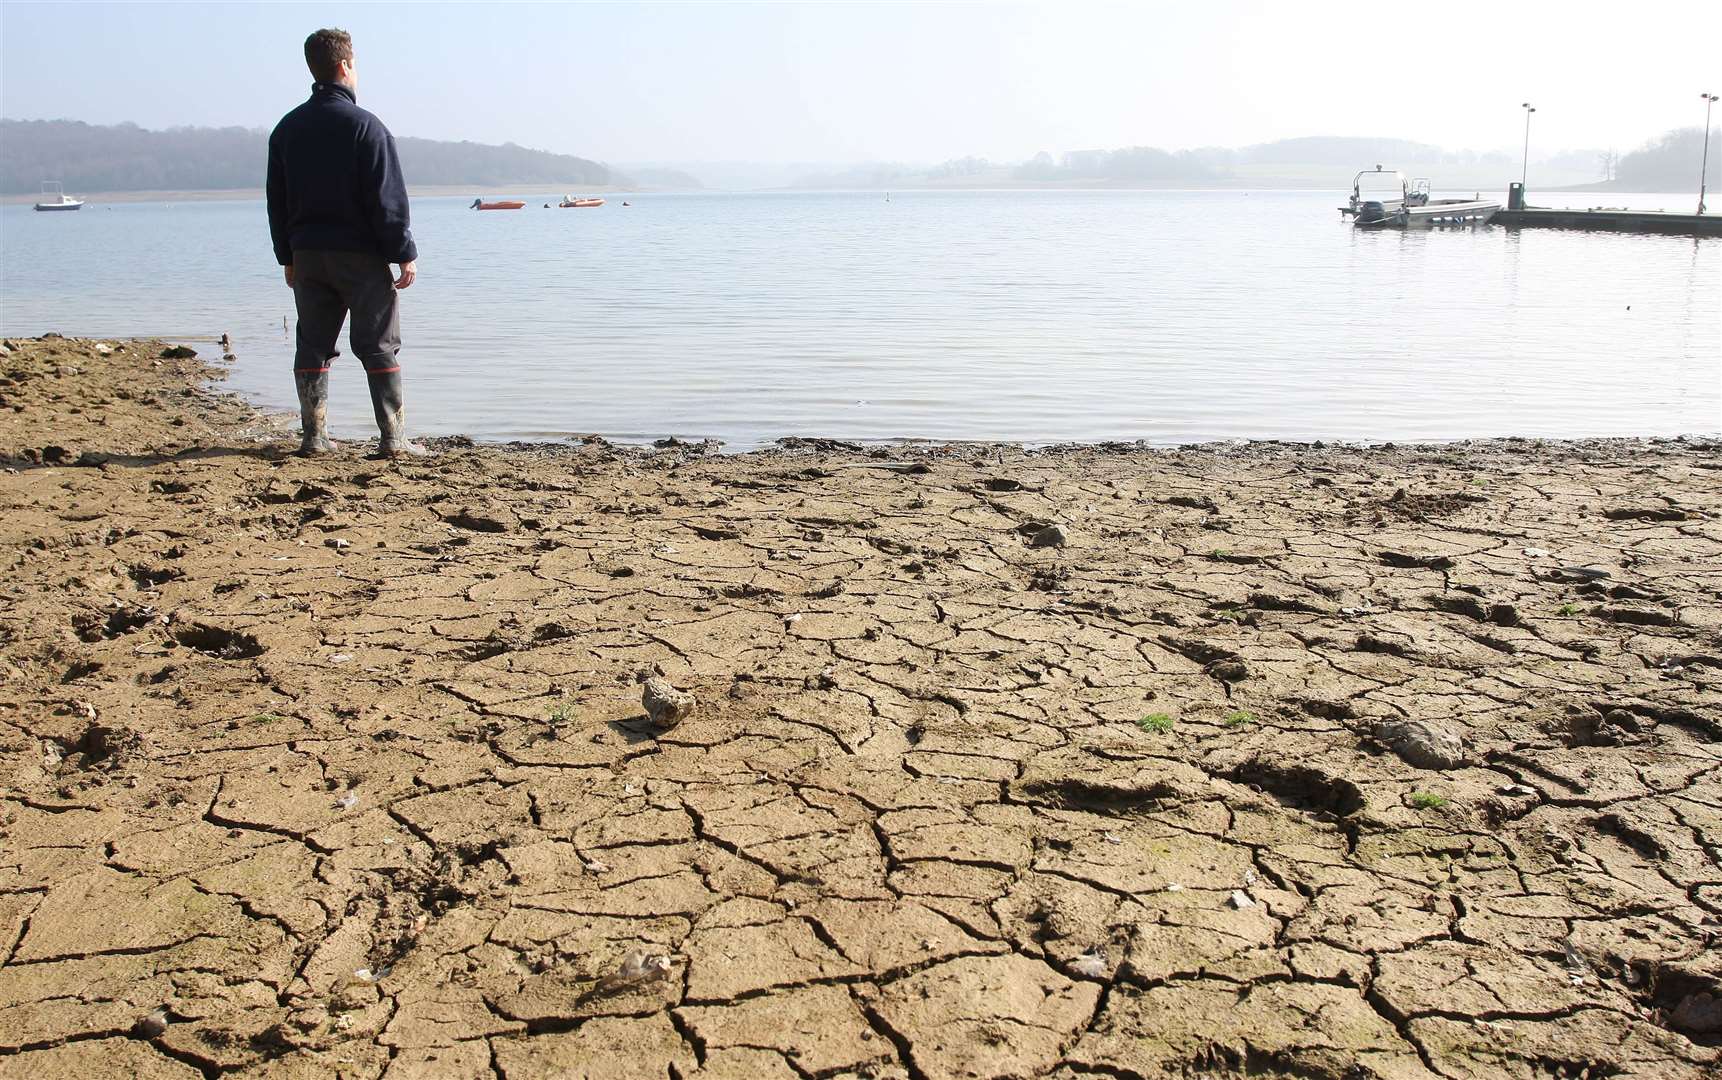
[1016,146,1215,185]
[621,166,705,190]
[1609,127,1718,192]
[0,118,702,194]
[789,147,1217,189]
[1547,129,1720,194]
[788,136,1564,190]
[1232,136,1448,167]
[786,132,1719,192]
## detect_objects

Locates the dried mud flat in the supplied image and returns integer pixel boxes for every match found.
[1,336,1720,1080]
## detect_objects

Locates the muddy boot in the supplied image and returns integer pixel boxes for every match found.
[367,369,431,458]
[294,371,334,456]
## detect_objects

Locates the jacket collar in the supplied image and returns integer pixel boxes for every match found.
[311,82,356,104]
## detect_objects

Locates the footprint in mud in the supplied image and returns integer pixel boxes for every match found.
[53,721,146,772]
[1220,759,1364,817]
[173,622,266,659]
[1602,505,1690,522]
[128,565,181,588]
[1011,776,1183,814]
[72,603,158,641]
[1649,961,1722,1036]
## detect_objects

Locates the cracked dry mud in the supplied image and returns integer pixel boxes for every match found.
[1,337,1719,1080]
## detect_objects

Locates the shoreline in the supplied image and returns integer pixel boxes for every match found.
[0,184,656,206]
[12,333,1717,458]
[2,336,1719,1078]
[7,184,1713,205]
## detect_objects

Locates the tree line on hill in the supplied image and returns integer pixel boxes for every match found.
[790,129,1720,191]
[1599,127,1720,192]
[3,117,1713,195]
[0,119,701,194]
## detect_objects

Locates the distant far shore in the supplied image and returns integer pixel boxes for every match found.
[6,181,1711,205]
[0,183,656,205]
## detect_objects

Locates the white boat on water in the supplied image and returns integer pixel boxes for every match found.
[1340,167,1497,228]
[34,182,84,212]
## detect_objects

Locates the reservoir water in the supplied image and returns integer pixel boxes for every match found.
[2,189,1717,448]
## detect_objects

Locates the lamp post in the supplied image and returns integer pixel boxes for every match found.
[1520,102,1536,189]
[1700,92,1718,216]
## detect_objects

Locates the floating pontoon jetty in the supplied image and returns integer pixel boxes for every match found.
[1494,183,1722,236]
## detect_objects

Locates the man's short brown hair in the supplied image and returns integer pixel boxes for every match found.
[304,28,352,83]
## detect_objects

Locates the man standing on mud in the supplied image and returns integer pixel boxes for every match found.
[266,28,427,457]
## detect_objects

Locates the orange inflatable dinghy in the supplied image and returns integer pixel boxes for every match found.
[471,198,526,210]
[559,197,605,208]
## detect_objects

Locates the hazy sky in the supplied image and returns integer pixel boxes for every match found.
[2,1,1717,164]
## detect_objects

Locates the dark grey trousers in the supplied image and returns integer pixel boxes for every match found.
[290,249,401,376]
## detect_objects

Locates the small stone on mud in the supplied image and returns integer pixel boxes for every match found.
[1030,523,1069,548]
[1070,951,1107,978]
[1228,890,1254,909]
[1373,719,1466,770]
[605,949,673,989]
[642,677,695,729]
[325,538,351,551]
[133,1006,170,1038]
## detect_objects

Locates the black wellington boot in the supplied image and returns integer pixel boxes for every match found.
[294,371,334,456]
[367,369,431,458]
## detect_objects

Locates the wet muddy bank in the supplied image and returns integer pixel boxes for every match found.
[2,336,1719,1078]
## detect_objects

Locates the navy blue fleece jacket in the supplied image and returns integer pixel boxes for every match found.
[266,83,417,266]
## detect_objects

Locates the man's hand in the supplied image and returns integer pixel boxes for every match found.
[284,264,295,288]
[394,261,416,290]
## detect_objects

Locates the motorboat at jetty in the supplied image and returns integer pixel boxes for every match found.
[559,196,604,208]
[1341,167,1498,228]
[34,181,84,212]
[470,198,526,210]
